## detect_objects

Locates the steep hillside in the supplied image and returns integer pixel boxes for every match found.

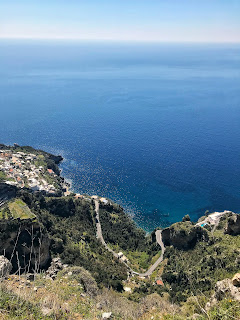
[0,145,240,319]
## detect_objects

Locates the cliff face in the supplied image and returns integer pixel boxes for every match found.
[0,218,50,272]
[225,213,240,235]
[161,221,209,249]
[0,183,17,204]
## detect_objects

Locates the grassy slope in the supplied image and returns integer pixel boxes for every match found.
[0,199,36,220]
[2,272,239,320]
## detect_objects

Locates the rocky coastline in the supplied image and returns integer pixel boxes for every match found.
[0,144,240,319]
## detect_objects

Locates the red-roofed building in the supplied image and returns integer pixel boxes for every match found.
[47,169,54,174]
[156,279,164,286]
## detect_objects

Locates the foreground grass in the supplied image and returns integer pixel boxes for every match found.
[1,272,178,320]
[0,285,53,320]
[1,272,240,320]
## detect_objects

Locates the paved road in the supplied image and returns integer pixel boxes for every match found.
[95,200,137,273]
[94,200,165,277]
[138,229,165,277]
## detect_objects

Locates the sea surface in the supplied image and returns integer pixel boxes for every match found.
[0,40,240,231]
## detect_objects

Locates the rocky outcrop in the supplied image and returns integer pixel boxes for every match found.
[0,256,12,278]
[47,154,63,165]
[46,257,67,280]
[206,277,240,309]
[161,221,209,249]
[232,273,240,287]
[0,218,50,273]
[225,214,240,235]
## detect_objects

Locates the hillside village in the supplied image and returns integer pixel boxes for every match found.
[0,145,240,319]
[0,149,59,194]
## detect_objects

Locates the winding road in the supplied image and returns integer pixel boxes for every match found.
[94,200,165,277]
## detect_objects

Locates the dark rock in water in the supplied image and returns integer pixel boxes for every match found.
[0,256,12,278]
[225,213,240,235]
[161,221,209,249]
[48,154,63,165]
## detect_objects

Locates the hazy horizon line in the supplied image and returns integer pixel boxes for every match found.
[1,36,240,45]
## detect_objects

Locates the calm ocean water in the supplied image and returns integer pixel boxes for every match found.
[0,40,240,231]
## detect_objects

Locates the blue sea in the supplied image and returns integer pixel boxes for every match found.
[0,40,240,231]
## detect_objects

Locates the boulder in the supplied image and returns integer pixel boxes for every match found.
[96,302,103,310]
[102,312,112,319]
[232,273,240,287]
[26,273,34,281]
[214,279,240,301]
[46,257,66,280]
[225,214,240,235]
[0,256,12,278]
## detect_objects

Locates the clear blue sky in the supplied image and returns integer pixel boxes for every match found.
[1,0,240,42]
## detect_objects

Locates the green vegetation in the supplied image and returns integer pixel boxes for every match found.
[99,203,147,251]
[163,298,240,320]
[17,191,129,290]
[15,189,240,309]
[0,199,36,220]
[0,285,54,320]
[0,169,7,181]
[58,266,99,296]
[206,298,240,320]
[99,203,160,272]
[1,145,240,318]
[161,226,240,303]
[126,250,152,270]
[34,154,47,168]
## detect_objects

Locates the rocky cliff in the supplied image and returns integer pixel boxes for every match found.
[0,183,17,205]
[225,213,240,235]
[161,221,209,249]
[0,218,50,273]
